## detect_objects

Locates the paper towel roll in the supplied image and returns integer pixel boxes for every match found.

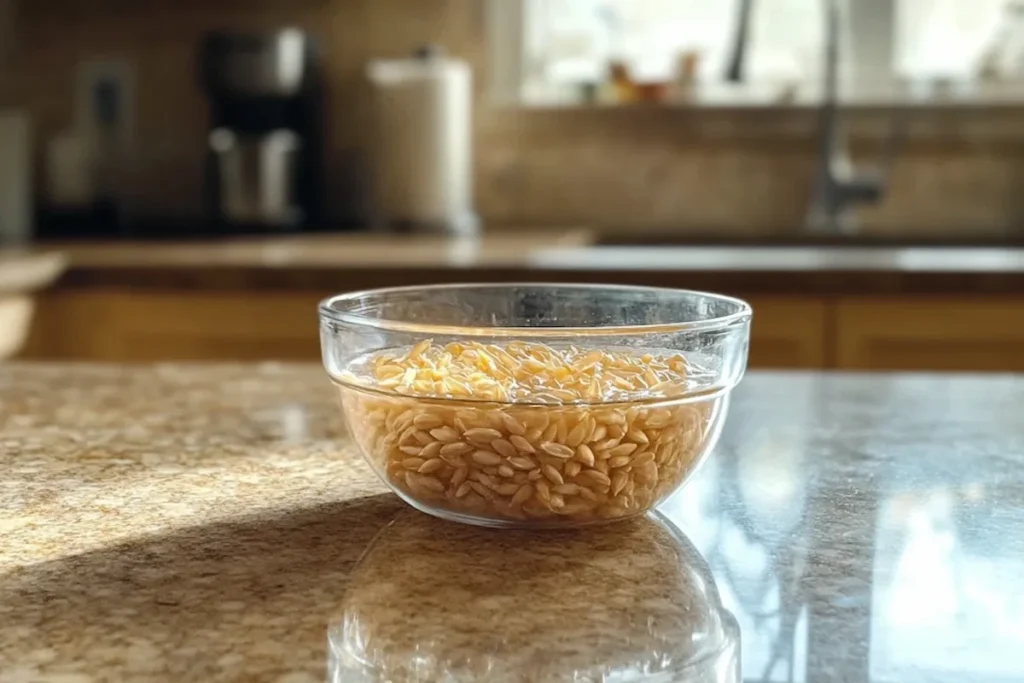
[367,48,477,235]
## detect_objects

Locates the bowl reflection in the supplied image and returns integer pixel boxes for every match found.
[328,510,739,682]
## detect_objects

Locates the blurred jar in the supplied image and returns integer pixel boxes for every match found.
[673,50,703,102]
[607,60,638,104]
[329,511,740,682]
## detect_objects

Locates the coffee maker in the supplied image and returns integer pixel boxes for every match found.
[199,29,324,233]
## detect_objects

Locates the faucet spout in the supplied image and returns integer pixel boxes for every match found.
[724,0,755,83]
[806,0,898,235]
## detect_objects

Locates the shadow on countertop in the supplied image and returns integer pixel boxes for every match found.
[0,493,403,681]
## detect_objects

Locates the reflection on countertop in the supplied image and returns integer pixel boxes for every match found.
[2,365,1023,682]
[663,373,1024,683]
[331,511,738,682]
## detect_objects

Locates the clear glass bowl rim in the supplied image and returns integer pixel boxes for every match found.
[319,282,752,338]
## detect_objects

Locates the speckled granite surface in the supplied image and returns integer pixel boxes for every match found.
[2,365,1023,682]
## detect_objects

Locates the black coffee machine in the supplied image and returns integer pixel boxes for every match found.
[199,29,324,233]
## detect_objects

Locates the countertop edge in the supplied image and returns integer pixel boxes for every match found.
[46,264,1024,296]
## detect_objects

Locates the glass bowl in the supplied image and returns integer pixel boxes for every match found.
[320,283,751,528]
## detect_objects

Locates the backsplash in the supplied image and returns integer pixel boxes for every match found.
[11,0,1024,237]
[478,107,1024,237]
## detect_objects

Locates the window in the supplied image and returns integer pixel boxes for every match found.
[526,0,822,84]
[490,0,1024,105]
[896,0,1013,79]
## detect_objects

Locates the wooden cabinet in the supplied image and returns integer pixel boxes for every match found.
[21,291,834,368]
[22,290,330,362]
[836,297,1024,372]
[746,297,830,369]
[18,290,1024,373]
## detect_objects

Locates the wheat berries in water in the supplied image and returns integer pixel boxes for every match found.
[335,341,718,526]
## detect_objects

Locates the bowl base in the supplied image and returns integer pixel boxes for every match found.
[389,487,651,530]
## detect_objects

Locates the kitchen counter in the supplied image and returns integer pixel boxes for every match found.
[16,232,1024,294]
[2,364,1022,682]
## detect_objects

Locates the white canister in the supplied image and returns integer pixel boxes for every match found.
[367,46,477,236]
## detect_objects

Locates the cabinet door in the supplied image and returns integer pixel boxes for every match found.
[746,297,830,369]
[22,290,330,361]
[24,290,832,368]
[836,297,1024,372]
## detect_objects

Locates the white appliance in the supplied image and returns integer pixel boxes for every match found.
[367,46,477,236]
[0,109,31,245]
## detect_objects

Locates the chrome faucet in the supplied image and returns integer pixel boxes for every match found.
[805,0,902,234]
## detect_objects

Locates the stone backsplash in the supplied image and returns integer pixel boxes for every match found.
[11,0,1024,237]
[479,107,1024,237]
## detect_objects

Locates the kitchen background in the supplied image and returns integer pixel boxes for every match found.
[3,0,1024,371]
[4,0,1024,237]
[3,9,1022,683]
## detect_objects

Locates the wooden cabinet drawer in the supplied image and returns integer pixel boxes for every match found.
[23,290,331,361]
[746,297,830,370]
[836,297,1024,372]
[25,291,833,368]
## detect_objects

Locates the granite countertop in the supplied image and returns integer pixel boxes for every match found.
[14,232,1024,294]
[2,364,1023,682]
